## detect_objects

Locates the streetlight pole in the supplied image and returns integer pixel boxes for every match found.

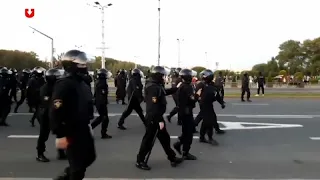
[91,1,112,69]
[157,0,161,66]
[29,26,54,68]
[134,56,139,68]
[177,38,183,67]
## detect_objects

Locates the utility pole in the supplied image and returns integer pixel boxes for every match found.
[29,26,54,68]
[177,38,184,67]
[90,1,112,69]
[157,0,161,66]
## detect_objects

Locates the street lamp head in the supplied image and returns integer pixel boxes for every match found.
[94,2,100,5]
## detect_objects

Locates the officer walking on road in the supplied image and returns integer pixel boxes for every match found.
[118,68,146,130]
[90,68,112,139]
[215,71,225,102]
[166,70,182,125]
[241,72,251,102]
[9,68,18,103]
[36,68,66,162]
[173,69,199,160]
[0,67,12,126]
[49,50,96,180]
[196,69,225,145]
[255,71,265,96]
[14,68,31,113]
[136,66,183,170]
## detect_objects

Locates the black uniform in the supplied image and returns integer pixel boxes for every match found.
[215,72,225,102]
[91,68,112,139]
[28,68,46,126]
[166,72,182,125]
[0,67,12,126]
[9,68,18,102]
[172,69,198,160]
[14,69,31,113]
[118,68,146,130]
[50,50,96,180]
[36,68,66,162]
[136,66,183,171]
[257,72,265,95]
[241,73,251,102]
[83,73,92,87]
[116,70,127,104]
[197,70,225,145]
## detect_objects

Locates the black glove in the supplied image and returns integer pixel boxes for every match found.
[221,104,225,109]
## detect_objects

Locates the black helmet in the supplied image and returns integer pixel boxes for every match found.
[131,68,142,77]
[119,69,126,75]
[0,67,9,75]
[60,50,95,75]
[175,67,182,73]
[179,69,193,83]
[150,66,167,84]
[32,67,46,75]
[200,69,214,82]
[96,68,111,79]
[45,68,62,83]
[9,68,17,74]
[22,68,31,74]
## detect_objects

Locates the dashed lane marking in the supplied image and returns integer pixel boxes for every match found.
[231,103,269,106]
[309,137,320,140]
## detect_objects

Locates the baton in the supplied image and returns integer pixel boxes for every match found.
[144,128,159,164]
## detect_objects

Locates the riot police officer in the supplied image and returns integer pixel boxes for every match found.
[196,69,225,145]
[14,68,31,113]
[9,68,18,102]
[116,69,127,104]
[173,69,199,160]
[118,68,146,130]
[166,69,182,125]
[27,67,46,126]
[91,68,112,139]
[136,66,183,171]
[215,71,225,102]
[241,72,251,102]
[49,50,96,180]
[36,68,66,162]
[0,67,12,126]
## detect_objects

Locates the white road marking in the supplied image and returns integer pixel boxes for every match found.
[9,113,316,118]
[236,115,313,119]
[7,121,302,139]
[231,103,269,106]
[309,137,320,140]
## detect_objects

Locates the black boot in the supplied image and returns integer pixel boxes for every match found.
[0,121,9,126]
[173,141,182,154]
[36,153,50,162]
[199,137,209,143]
[57,150,67,160]
[135,155,151,170]
[101,133,112,139]
[183,152,197,160]
[170,157,184,167]
[215,129,225,134]
[117,124,127,130]
[208,138,219,146]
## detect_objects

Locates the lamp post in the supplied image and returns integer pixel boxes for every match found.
[157,0,161,66]
[134,56,139,68]
[177,38,184,67]
[91,1,112,69]
[29,26,54,68]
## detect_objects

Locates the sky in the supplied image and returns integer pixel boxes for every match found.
[0,0,320,71]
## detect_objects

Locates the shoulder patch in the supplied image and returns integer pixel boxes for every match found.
[44,96,49,101]
[190,95,195,100]
[53,99,63,109]
[102,90,105,94]
[152,97,157,103]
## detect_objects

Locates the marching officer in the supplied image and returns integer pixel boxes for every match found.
[241,72,251,102]
[116,69,127,105]
[136,66,183,170]
[215,71,225,102]
[118,68,146,130]
[166,70,182,125]
[9,68,18,102]
[49,50,96,180]
[36,68,66,162]
[196,69,225,145]
[91,68,112,139]
[14,68,31,113]
[173,69,199,160]
[0,67,12,126]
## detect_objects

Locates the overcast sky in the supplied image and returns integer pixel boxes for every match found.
[0,0,319,71]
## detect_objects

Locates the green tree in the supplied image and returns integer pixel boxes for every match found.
[191,66,206,76]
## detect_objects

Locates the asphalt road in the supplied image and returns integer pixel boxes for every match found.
[1,98,320,179]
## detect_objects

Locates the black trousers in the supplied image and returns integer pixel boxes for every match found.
[177,113,194,153]
[14,89,26,112]
[168,95,181,124]
[62,127,96,180]
[0,100,11,124]
[220,88,225,101]
[257,84,264,94]
[118,98,145,126]
[241,87,250,100]
[10,89,17,102]
[30,105,39,124]
[91,104,109,135]
[36,113,50,154]
[137,117,176,162]
[195,108,220,130]
[199,111,216,140]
